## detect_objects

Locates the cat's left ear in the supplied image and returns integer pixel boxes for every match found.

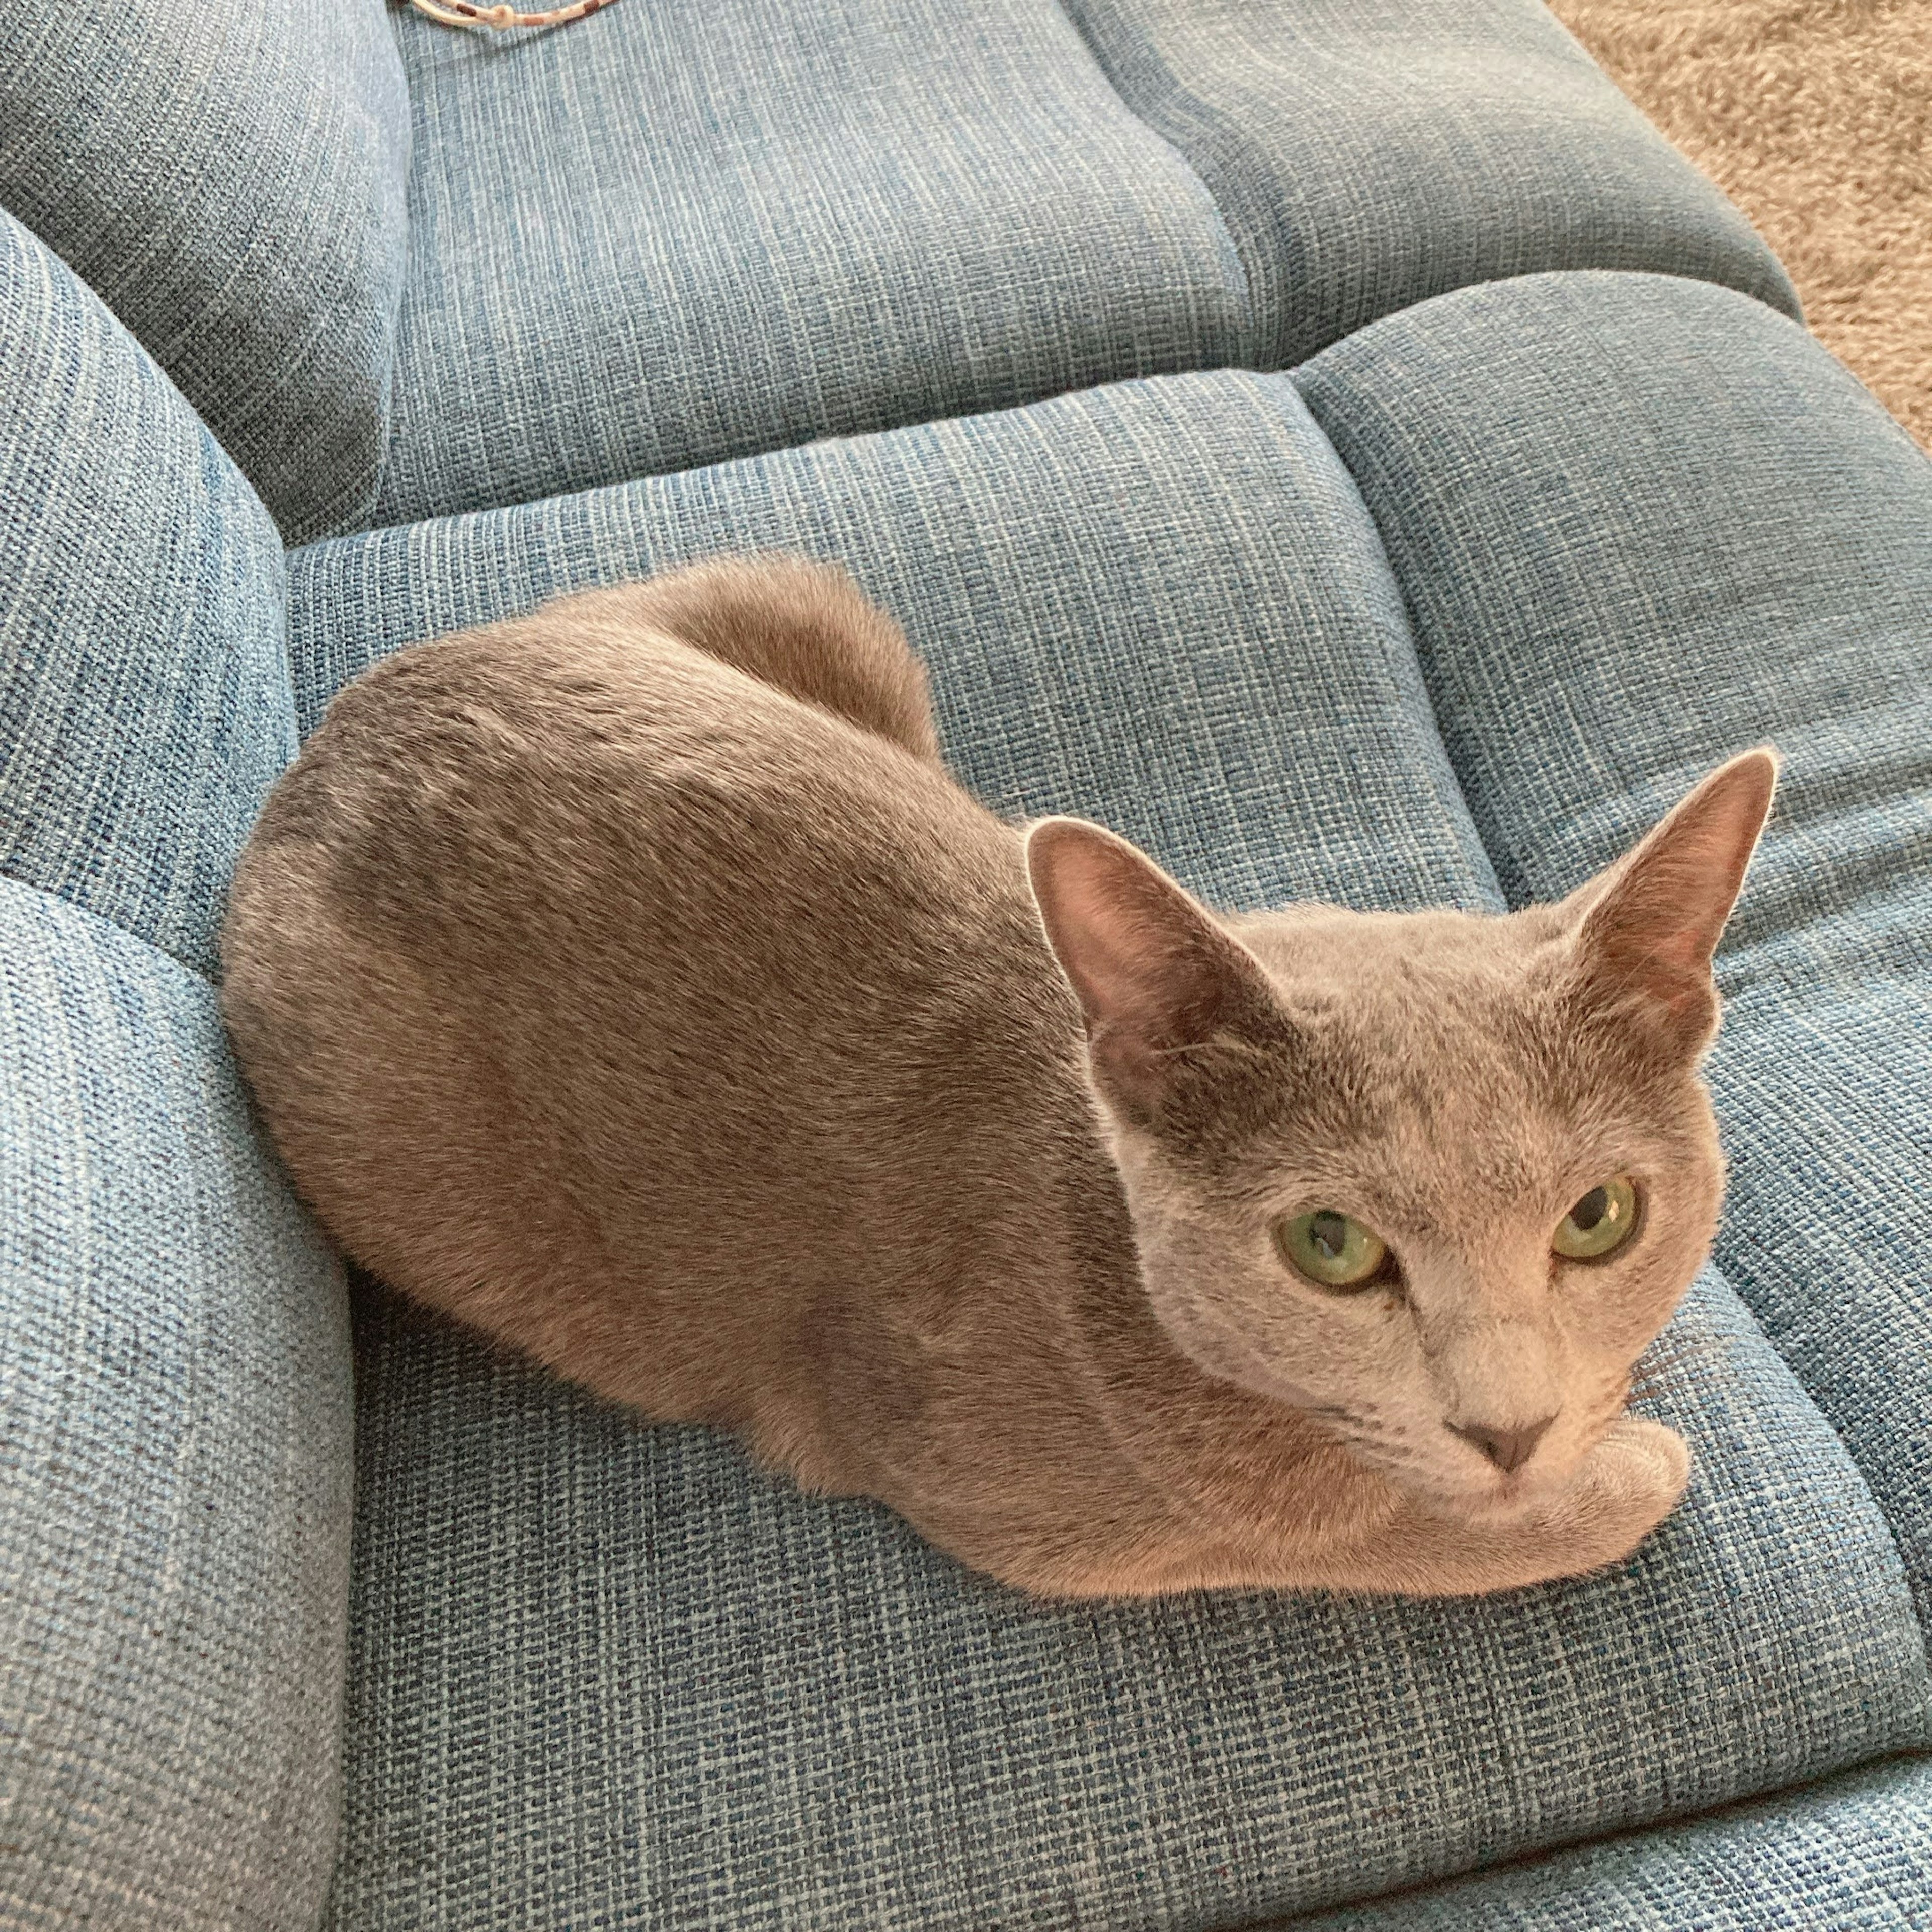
[1565,748,1779,1052]
[1025,817,1287,1129]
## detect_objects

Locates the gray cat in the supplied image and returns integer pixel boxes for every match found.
[220,555,1777,1598]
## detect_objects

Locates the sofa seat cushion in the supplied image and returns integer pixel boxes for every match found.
[0,0,410,543]
[1287,1754,1932,1929]
[370,0,1793,528]
[0,213,295,983]
[1296,270,1932,1626]
[0,879,352,1932]
[289,372,1927,1930]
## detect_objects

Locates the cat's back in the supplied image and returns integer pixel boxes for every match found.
[222,577,1085,1413]
[261,597,1040,1052]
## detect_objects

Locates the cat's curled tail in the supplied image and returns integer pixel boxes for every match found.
[562,553,941,764]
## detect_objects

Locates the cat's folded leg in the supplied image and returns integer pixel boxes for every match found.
[1019,1420,1689,1600]
[1322,1416,1692,1597]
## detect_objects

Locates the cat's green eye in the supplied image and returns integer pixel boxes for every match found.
[1552,1177,1641,1261]
[1275,1210,1391,1292]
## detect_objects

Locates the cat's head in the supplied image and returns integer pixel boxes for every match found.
[1026,752,1777,1515]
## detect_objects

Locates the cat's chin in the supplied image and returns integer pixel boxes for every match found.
[1450,1472,1562,1518]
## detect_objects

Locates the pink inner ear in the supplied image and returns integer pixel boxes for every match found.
[1024,817,1264,1050]
[1059,862,1161,1023]
[1028,819,1189,1036]
[1578,750,1778,1013]
[1646,878,1723,977]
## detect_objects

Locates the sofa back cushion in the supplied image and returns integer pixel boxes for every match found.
[0,0,411,543]
[0,214,354,1927]
[0,211,297,979]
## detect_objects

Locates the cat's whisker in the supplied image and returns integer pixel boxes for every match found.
[1628,1335,1734,1394]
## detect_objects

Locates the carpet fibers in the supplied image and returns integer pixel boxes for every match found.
[1548,0,1931,450]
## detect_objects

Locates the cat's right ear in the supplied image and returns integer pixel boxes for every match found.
[1024,818,1285,1128]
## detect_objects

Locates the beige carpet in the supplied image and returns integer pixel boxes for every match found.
[1547,0,1931,450]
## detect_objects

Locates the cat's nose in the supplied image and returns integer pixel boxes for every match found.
[1448,1414,1555,1474]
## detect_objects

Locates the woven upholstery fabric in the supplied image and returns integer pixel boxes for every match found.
[1296,270,1932,1626]
[0,0,409,543]
[0,878,353,1932]
[1285,1754,1932,1929]
[328,1282,1920,1932]
[1063,0,1798,368]
[291,375,1928,1930]
[372,0,1793,527]
[0,214,294,982]
[299,377,1485,915]
[371,0,1246,526]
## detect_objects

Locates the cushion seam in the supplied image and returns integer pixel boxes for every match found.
[1047,0,1259,359]
[1260,1750,1932,1928]
[0,864,217,989]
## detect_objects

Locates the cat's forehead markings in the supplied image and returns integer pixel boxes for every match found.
[1231,1003,1627,1214]
[1239,1134,1587,1257]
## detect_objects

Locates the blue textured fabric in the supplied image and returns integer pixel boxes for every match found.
[1275,1754,1924,1932]
[0,214,295,981]
[1296,271,1932,1628]
[0,877,353,1932]
[369,0,1792,528]
[291,375,1928,1929]
[1063,0,1798,368]
[0,0,410,543]
[1283,1755,1932,1929]
[371,0,1246,525]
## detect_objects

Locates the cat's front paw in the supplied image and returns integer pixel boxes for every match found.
[1557,1415,1692,1572]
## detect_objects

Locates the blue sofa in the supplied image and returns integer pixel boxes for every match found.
[1,3,1926,1927]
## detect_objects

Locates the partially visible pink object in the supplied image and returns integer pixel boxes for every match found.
[410,0,619,30]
